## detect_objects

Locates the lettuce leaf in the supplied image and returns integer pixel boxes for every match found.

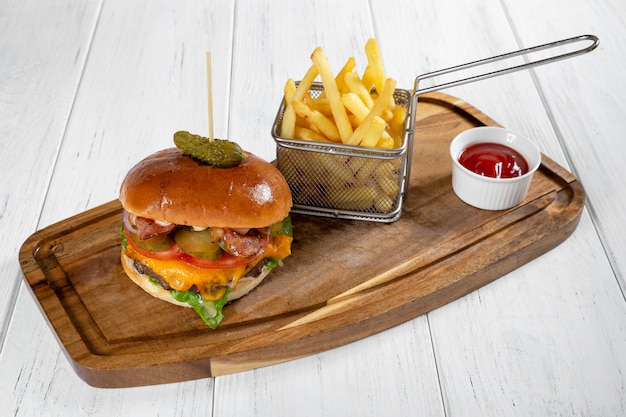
[270,215,293,237]
[265,258,282,270]
[171,287,231,329]
[120,223,128,249]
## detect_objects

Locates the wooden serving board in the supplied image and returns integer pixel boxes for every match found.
[19,92,583,388]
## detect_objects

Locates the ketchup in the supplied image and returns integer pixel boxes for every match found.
[458,142,529,178]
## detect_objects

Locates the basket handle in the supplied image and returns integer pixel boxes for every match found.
[412,34,599,94]
[402,34,598,200]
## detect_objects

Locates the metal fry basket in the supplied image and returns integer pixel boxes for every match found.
[272,83,413,222]
[272,34,598,223]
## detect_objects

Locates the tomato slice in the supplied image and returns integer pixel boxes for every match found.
[124,226,263,269]
[124,227,183,259]
[180,251,261,269]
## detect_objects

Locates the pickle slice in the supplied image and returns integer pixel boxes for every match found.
[174,131,246,167]
[129,231,174,252]
[174,227,223,260]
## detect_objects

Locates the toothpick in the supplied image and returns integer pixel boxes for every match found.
[206,51,214,142]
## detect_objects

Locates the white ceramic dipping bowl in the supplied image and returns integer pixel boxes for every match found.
[450,126,541,210]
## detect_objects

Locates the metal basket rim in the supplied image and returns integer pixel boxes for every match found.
[271,82,413,223]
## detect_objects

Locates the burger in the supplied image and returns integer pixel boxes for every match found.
[119,132,293,328]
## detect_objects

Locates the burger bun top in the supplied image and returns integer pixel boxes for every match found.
[119,148,292,228]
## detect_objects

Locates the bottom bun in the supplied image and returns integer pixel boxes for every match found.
[120,252,271,307]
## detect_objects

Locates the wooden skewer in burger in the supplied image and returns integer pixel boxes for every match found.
[118,53,293,328]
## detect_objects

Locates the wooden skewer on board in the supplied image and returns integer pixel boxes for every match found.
[206,51,214,142]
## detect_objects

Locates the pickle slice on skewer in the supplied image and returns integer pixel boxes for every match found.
[174,131,246,167]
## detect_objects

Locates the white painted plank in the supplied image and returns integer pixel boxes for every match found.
[0,0,100,339]
[431,214,626,416]
[215,317,443,417]
[503,0,626,290]
[2,0,234,415]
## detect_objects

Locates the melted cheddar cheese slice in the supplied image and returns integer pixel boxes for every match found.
[126,235,292,301]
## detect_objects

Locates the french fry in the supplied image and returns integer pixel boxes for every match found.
[294,126,331,143]
[348,186,378,211]
[304,93,332,117]
[375,134,394,149]
[374,194,395,213]
[340,92,370,123]
[284,78,297,100]
[281,65,319,138]
[364,39,385,92]
[342,93,395,147]
[366,91,393,121]
[294,64,319,102]
[382,107,394,122]
[350,157,378,180]
[306,122,324,136]
[374,174,400,197]
[364,38,395,109]
[360,116,387,148]
[292,100,340,142]
[345,77,397,146]
[280,79,297,138]
[335,56,356,93]
[361,65,377,91]
[388,105,407,147]
[343,72,374,108]
[311,47,353,143]
[377,159,401,180]
[347,114,358,128]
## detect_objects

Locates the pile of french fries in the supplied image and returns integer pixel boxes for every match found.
[280,39,406,149]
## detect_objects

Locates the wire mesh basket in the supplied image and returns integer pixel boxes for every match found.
[272,83,413,222]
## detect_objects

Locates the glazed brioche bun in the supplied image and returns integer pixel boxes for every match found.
[119,147,292,228]
[120,252,272,307]
[118,146,293,327]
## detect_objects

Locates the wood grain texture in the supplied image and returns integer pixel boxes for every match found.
[19,93,583,387]
[0,0,101,337]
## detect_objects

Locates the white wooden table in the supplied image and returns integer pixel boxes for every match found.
[2,0,625,415]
